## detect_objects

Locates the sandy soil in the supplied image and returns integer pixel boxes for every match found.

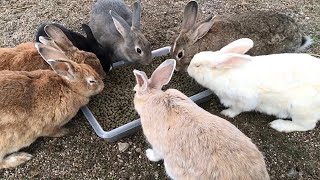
[0,0,319,179]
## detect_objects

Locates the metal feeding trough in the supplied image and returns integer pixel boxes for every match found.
[81,46,213,142]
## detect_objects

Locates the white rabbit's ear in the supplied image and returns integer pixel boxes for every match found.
[215,54,251,69]
[133,69,148,92]
[110,10,131,38]
[149,59,176,89]
[219,38,254,54]
[189,16,215,43]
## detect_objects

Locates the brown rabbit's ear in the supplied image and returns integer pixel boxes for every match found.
[149,59,176,90]
[46,59,76,80]
[214,53,251,69]
[181,1,198,33]
[189,16,215,44]
[35,42,69,61]
[38,36,62,51]
[44,25,77,52]
[133,69,148,92]
[219,38,254,54]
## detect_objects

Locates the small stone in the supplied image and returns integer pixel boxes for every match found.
[118,142,130,152]
[135,148,142,153]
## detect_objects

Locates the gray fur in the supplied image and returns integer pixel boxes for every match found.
[89,0,152,65]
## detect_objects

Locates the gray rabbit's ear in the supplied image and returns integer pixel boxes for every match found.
[181,1,198,33]
[132,0,141,30]
[149,59,176,90]
[189,16,215,44]
[110,10,131,38]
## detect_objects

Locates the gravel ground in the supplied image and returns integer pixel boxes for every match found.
[0,0,319,179]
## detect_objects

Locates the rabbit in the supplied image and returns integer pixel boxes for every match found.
[0,25,106,79]
[171,1,313,71]
[133,59,269,180]
[187,38,320,133]
[89,0,152,65]
[35,22,113,72]
[0,42,104,169]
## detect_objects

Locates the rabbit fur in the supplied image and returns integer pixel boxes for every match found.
[133,59,269,180]
[35,22,112,72]
[0,42,104,169]
[0,25,106,79]
[89,0,152,65]
[171,1,312,71]
[188,38,320,133]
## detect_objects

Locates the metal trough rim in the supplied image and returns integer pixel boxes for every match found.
[81,46,213,142]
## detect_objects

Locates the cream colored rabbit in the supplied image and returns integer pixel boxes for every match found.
[133,59,269,180]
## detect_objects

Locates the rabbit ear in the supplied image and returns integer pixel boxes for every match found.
[110,10,131,38]
[149,59,176,89]
[38,36,62,51]
[35,42,70,62]
[133,69,148,92]
[46,59,76,80]
[82,24,98,43]
[214,54,251,69]
[132,0,141,30]
[189,16,215,44]
[44,25,77,52]
[181,1,198,33]
[219,38,254,54]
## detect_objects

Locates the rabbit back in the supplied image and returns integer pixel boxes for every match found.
[89,0,132,47]
[139,89,269,180]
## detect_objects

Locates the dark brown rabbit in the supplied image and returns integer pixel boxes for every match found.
[0,42,104,169]
[171,1,312,71]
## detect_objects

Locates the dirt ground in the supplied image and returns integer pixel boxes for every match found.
[0,0,320,179]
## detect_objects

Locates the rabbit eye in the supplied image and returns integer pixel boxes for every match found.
[136,48,142,54]
[177,51,183,59]
[89,80,96,83]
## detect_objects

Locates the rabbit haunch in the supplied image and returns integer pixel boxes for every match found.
[188,38,320,133]
[0,24,106,78]
[0,43,104,169]
[133,59,269,180]
[171,1,312,71]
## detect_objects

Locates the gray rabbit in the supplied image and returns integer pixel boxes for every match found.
[89,0,152,65]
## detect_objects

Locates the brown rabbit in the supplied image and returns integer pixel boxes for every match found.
[0,25,106,78]
[0,42,104,169]
[133,59,269,180]
[171,1,312,71]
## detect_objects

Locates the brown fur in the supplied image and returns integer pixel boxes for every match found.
[171,1,306,71]
[0,25,106,78]
[0,47,104,169]
[133,59,269,180]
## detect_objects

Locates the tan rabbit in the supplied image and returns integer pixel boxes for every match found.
[0,25,106,78]
[0,42,104,169]
[133,59,269,180]
[171,1,312,71]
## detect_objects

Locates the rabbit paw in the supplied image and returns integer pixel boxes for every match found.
[48,128,69,138]
[221,108,241,118]
[269,119,315,132]
[0,152,32,169]
[146,149,162,162]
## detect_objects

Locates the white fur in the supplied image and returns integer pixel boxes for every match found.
[188,39,320,132]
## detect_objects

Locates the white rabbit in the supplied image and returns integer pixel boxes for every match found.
[188,38,320,133]
[133,59,269,179]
